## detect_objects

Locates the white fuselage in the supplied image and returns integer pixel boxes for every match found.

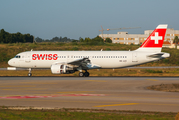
[8,50,166,69]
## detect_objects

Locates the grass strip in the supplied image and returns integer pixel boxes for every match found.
[1,68,179,76]
[0,107,177,120]
[147,84,179,92]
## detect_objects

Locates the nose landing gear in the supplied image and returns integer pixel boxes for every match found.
[28,68,32,77]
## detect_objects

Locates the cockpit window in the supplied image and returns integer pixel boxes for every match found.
[14,55,21,58]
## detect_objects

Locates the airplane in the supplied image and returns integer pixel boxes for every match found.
[8,24,170,77]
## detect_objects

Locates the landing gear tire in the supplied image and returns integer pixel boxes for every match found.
[84,72,89,77]
[28,68,32,77]
[79,72,84,77]
[28,73,32,77]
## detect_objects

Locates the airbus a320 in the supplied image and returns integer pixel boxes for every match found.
[8,24,170,77]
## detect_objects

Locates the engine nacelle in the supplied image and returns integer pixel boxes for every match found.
[51,64,74,74]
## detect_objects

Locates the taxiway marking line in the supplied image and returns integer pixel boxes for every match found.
[57,91,94,94]
[20,82,58,84]
[146,79,159,81]
[94,103,138,107]
[84,80,107,82]
[1,88,46,90]
[0,85,36,87]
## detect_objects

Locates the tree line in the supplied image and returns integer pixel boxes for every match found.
[35,36,112,44]
[0,29,112,44]
[35,36,73,42]
[0,29,33,43]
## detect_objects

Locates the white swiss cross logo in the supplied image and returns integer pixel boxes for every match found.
[151,32,163,44]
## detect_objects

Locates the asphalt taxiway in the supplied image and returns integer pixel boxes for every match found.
[0,77,179,112]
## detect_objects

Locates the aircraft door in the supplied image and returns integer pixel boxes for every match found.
[132,52,138,62]
[25,53,31,63]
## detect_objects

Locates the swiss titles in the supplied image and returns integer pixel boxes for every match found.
[32,54,58,60]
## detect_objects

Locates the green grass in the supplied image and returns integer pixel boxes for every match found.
[0,108,177,120]
[144,69,163,73]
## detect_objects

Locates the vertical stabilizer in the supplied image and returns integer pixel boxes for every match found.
[136,24,168,52]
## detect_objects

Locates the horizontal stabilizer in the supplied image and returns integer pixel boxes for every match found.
[147,53,164,58]
[147,53,170,58]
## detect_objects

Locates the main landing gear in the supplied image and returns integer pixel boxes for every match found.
[79,71,90,77]
[28,68,32,77]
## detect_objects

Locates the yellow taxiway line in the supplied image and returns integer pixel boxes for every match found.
[146,79,159,81]
[84,80,107,82]
[94,103,138,107]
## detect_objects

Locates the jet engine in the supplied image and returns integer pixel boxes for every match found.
[51,64,74,74]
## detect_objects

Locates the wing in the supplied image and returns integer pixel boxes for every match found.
[67,58,90,69]
[67,58,90,66]
[67,58,101,69]
[53,58,100,70]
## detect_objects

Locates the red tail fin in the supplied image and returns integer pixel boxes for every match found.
[136,24,167,52]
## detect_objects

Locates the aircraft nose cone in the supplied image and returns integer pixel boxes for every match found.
[8,59,13,66]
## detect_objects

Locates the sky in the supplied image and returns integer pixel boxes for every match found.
[0,0,179,40]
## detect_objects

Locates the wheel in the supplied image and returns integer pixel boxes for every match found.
[28,73,32,77]
[84,72,89,77]
[79,72,84,77]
